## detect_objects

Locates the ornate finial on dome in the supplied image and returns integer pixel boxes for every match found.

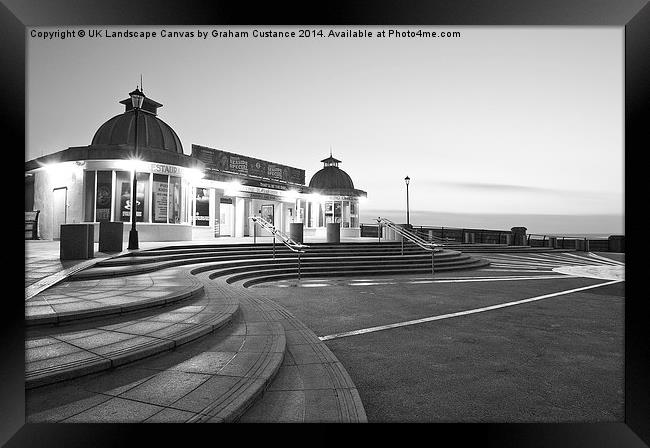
[320,148,341,168]
[120,84,162,115]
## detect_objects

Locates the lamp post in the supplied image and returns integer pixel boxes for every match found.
[127,87,145,250]
[404,176,410,227]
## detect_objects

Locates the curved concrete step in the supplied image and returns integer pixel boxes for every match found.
[100,245,465,266]
[26,268,205,326]
[72,250,475,281]
[98,248,466,268]
[208,256,483,282]
[25,287,239,389]
[26,278,288,423]
[26,255,367,423]
[239,295,367,423]
[236,260,491,287]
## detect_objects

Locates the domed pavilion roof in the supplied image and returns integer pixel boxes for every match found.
[91,90,183,154]
[308,154,355,190]
[308,154,367,199]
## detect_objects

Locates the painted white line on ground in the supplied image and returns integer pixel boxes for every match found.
[563,252,621,266]
[319,279,623,341]
[488,263,552,268]
[553,265,624,281]
[348,282,397,286]
[530,254,596,265]
[586,252,625,266]
[494,253,606,267]
[406,275,570,284]
[484,259,563,268]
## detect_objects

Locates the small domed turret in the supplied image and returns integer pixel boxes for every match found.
[308,154,355,191]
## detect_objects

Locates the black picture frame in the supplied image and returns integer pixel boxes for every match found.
[5,0,647,446]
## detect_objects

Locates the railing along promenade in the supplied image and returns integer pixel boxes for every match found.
[360,222,624,252]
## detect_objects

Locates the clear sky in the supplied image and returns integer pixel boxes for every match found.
[26,26,624,234]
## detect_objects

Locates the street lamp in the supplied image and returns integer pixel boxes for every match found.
[404,176,410,226]
[127,87,145,250]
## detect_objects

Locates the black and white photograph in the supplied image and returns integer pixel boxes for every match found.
[5,0,649,446]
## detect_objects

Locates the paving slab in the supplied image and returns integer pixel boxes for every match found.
[26,267,205,325]
[25,285,238,388]
[25,241,369,423]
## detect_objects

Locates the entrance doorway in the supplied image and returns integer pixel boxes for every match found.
[220,200,234,236]
[52,187,67,240]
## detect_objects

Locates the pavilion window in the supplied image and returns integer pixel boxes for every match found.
[94,171,113,222]
[168,175,182,224]
[115,171,150,223]
[152,173,169,223]
[83,170,95,222]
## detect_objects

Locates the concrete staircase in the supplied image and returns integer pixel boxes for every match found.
[70,242,491,281]
[27,241,558,422]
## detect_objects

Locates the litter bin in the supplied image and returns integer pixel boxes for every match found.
[510,227,527,246]
[60,223,94,260]
[326,222,340,243]
[608,235,625,253]
[289,223,304,244]
[99,221,124,252]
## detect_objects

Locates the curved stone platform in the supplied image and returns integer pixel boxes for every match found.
[26,268,205,326]
[26,246,369,422]
[25,276,238,389]
[26,270,366,422]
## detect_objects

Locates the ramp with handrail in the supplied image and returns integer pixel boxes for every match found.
[376,217,440,275]
[250,216,309,279]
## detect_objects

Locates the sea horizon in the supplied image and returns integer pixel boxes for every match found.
[360,209,624,237]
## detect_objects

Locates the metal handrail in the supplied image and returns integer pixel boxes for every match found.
[376,218,441,252]
[376,217,439,276]
[411,228,448,244]
[250,216,309,279]
[250,216,309,253]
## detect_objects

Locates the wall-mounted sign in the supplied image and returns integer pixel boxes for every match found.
[152,175,169,223]
[194,187,210,226]
[192,144,305,185]
[261,204,274,224]
[119,182,144,222]
[150,163,184,177]
[95,171,112,222]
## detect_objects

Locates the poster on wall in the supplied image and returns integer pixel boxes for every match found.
[95,173,112,222]
[261,204,274,225]
[169,177,181,224]
[334,202,342,223]
[194,188,210,226]
[120,182,145,222]
[152,176,168,223]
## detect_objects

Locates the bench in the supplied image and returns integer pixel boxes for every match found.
[25,210,40,240]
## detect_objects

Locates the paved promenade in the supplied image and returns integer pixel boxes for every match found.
[24,238,624,423]
[24,238,367,423]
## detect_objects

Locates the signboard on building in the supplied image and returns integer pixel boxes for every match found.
[192,145,305,185]
[119,182,145,222]
[194,188,210,226]
[95,171,112,222]
[152,175,169,223]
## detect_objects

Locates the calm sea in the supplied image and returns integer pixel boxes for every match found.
[361,209,624,237]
